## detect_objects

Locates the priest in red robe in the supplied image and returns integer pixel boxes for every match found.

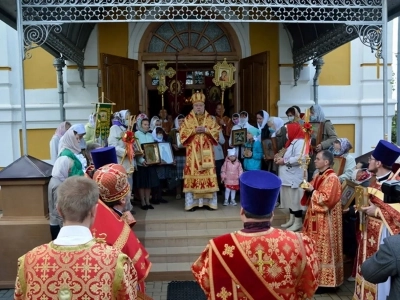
[14,176,137,299]
[88,147,152,298]
[353,140,400,300]
[301,150,344,292]
[192,170,320,299]
[180,91,221,211]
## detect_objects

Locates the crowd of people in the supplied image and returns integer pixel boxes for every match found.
[13,90,400,299]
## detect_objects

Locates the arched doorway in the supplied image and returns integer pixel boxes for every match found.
[139,22,241,118]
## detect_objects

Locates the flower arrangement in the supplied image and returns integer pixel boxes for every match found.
[122,130,135,144]
[302,122,313,134]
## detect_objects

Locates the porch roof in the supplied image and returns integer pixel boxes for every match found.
[0,1,399,68]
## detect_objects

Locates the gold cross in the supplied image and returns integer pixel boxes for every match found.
[33,253,59,281]
[148,60,176,95]
[217,287,232,300]
[72,254,101,281]
[255,249,274,274]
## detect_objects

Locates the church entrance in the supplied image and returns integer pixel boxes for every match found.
[145,62,235,119]
[139,22,241,119]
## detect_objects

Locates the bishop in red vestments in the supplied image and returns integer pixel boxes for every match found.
[14,177,137,299]
[88,147,152,298]
[353,140,400,300]
[301,150,344,289]
[192,170,320,300]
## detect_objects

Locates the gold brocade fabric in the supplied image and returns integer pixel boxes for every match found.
[179,110,220,194]
[191,228,320,300]
[302,171,344,288]
[14,240,138,300]
[353,179,400,300]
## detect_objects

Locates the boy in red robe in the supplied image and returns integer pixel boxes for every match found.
[88,147,152,298]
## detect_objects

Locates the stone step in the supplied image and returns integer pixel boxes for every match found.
[146,262,193,282]
[146,245,204,263]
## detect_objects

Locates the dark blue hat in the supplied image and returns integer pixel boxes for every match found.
[91,147,118,169]
[240,170,282,215]
[372,140,400,167]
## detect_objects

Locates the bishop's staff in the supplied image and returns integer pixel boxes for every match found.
[121,115,137,174]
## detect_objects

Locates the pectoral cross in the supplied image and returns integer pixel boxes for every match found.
[148,60,176,108]
[256,249,274,275]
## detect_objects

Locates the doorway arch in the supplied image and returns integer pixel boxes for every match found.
[137,22,243,117]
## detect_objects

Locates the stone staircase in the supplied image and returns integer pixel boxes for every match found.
[133,201,287,281]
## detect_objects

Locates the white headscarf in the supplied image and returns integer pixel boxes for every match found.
[152,126,164,142]
[311,105,326,122]
[269,116,285,137]
[54,121,70,138]
[59,128,81,154]
[70,124,86,135]
[52,156,72,181]
[174,114,185,129]
[239,111,249,126]
[257,110,269,130]
[136,114,149,133]
[150,116,160,131]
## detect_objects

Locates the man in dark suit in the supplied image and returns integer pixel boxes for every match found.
[361,235,400,300]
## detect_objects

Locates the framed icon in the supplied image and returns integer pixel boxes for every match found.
[341,179,357,210]
[232,128,247,146]
[142,142,161,165]
[333,157,346,176]
[158,142,175,165]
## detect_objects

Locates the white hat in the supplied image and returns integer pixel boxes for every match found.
[227,148,236,157]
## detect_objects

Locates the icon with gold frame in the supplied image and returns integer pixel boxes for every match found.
[341,179,357,210]
[232,128,247,146]
[142,142,161,165]
[212,58,236,104]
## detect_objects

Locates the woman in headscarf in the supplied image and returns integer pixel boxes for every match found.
[330,138,356,183]
[256,110,270,140]
[58,129,85,176]
[135,114,160,210]
[243,126,263,171]
[267,116,286,175]
[47,156,73,240]
[168,114,186,199]
[150,126,170,205]
[149,116,161,133]
[275,123,306,232]
[84,113,97,144]
[49,121,71,164]
[308,104,337,179]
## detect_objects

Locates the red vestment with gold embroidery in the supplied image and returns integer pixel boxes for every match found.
[192,228,319,300]
[14,240,137,299]
[179,110,220,195]
[302,169,344,287]
[353,179,400,300]
[91,200,151,294]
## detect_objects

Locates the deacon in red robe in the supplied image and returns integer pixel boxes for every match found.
[88,147,152,298]
[301,150,344,289]
[192,170,320,300]
[14,177,137,300]
[353,140,400,300]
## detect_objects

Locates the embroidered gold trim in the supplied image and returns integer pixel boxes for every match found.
[113,224,131,251]
[113,253,128,298]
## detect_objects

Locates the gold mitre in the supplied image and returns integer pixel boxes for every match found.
[190,91,206,104]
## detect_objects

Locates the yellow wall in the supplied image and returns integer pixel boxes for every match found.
[23,47,57,89]
[319,43,351,86]
[335,124,355,153]
[98,23,129,60]
[19,129,55,160]
[249,23,279,116]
